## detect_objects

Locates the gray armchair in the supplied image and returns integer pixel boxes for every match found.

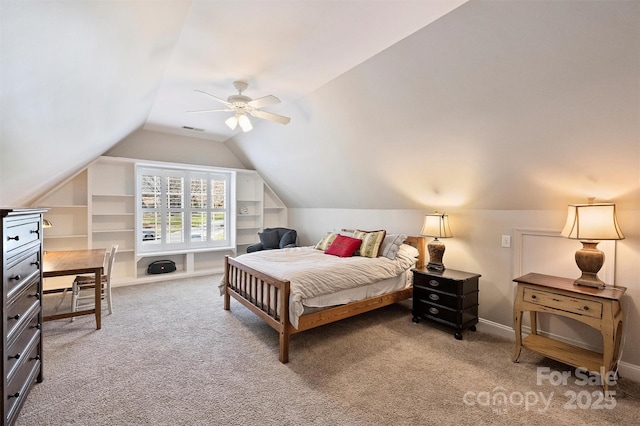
[247,227,298,253]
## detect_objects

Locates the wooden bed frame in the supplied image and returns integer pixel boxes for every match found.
[222,235,426,363]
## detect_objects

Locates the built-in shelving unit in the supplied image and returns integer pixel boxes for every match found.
[32,156,287,286]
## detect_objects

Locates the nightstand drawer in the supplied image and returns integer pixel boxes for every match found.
[413,272,478,295]
[414,300,478,326]
[524,288,602,319]
[414,286,478,310]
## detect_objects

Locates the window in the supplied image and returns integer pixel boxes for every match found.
[137,165,233,253]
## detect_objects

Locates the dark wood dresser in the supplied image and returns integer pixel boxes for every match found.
[412,267,481,340]
[2,208,46,426]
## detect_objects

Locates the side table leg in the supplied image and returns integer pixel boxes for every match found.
[512,309,523,362]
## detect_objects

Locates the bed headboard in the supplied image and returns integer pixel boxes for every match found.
[340,229,426,269]
[404,235,426,269]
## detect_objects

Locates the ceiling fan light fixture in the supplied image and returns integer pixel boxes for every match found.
[238,114,253,132]
[225,114,239,130]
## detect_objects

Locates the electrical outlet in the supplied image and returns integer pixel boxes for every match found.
[501,235,511,248]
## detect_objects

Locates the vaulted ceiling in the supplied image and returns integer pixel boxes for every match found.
[2,0,638,211]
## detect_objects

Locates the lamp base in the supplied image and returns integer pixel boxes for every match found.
[427,262,445,272]
[573,241,606,289]
[427,238,446,271]
[573,274,606,289]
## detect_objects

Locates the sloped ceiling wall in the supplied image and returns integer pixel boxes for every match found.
[1,1,638,212]
[0,1,192,205]
[226,0,640,211]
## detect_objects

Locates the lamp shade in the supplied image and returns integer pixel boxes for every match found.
[561,203,624,241]
[420,213,453,239]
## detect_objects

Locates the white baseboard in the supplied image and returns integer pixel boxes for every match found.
[477,318,640,384]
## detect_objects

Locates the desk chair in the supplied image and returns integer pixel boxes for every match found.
[71,244,118,315]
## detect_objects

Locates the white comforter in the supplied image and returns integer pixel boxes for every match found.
[222,245,418,328]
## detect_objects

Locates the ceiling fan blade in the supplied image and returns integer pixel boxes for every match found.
[248,95,280,109]
[187,108,233,113]
[194,89,231,106]
[251,109,291,125]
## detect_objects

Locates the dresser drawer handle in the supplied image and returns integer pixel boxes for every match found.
[30,354,41,361]
[531,295,537,299]
[8,392,20,399]
[8,314,20,321]
[29,292,40,299]
[8,235,20,241]
[8,352,21,360]
[428,307,440,315]
[584,306,589,311]
[10,275,22,281]
[30,229,40,237]
[428,280,440,287]
[31,261,40,268]
[428,294,440,301]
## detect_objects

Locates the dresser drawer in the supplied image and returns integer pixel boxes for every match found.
[5,278,40,341]
[4,214,41,255]
[6,311,41,382]
[414,286,478,310]
[5,339,41,425]
[524,287,602,319]
[5,246,41,301]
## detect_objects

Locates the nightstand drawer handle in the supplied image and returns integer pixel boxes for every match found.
[8,314,20,321]
[428,280,440,287]
[8,352,21,360]
[428,307,440,315]
[428,294,440,301]
[8,392,20,399]
[10,275,21,281]
[8,235,19,241]
[584,306,589,311]
[531,295,537,299]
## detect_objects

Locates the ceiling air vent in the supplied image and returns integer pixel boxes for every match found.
[182,126,205,132]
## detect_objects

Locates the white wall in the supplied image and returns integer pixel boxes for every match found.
[105,129,246,169]
[289,207,640,375]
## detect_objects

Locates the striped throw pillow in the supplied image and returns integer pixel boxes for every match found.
[353,229,387,258]
[314,232,339,250]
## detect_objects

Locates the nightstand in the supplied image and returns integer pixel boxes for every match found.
[412,267,481,340]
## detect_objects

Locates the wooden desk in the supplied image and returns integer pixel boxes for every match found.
[512,273,626,394]
[43,249,106,329]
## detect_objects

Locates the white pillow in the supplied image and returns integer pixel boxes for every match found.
[379,234,407,260]
[397,243,420,260]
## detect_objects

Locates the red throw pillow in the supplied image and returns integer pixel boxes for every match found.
[325,235,362,257]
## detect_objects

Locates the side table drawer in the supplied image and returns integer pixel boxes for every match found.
[524,287,602,319]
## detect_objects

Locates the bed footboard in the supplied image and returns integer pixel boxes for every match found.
[224,255,292,363]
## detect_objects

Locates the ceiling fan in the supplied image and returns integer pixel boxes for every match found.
[188,81,291,132]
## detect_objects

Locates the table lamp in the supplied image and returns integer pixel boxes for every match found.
[561,201,624,288]
[420,212,453,271]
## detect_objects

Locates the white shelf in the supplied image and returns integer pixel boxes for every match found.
[45,234,88,239]
[34,157,288,285]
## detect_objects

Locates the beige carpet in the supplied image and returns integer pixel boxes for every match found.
[17,276,640,425]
